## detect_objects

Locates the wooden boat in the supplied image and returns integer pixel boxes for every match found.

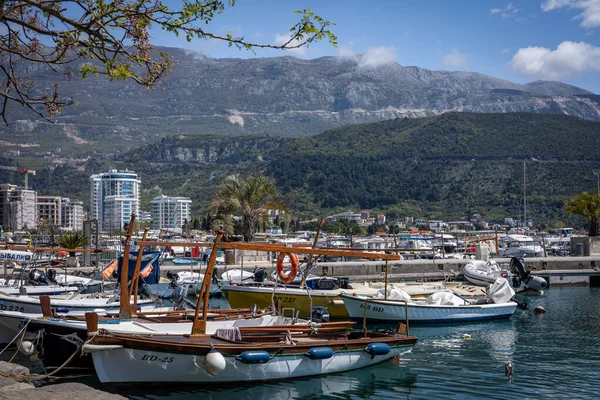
[82,216,418,384]
[85,326,416,383]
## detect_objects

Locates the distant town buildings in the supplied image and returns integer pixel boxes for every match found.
[90,169,140,232]
[37,196,62,227]
[0,184,37,230]
[61,198,84,231]
[326,211,363,223]
[150,195,192,232]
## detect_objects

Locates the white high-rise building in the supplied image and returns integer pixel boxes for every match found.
[61,198,84,231]
[150,195,192,232]
[90,170,140,232]
[0,184,37,231]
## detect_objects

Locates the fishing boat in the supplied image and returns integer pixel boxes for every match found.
[340,278,518,324]
[462,257,547,292]
[81,219,418,384]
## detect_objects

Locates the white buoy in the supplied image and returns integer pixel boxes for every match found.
[204,348,226,376]
[19,340,35,356]
[462,334,472,340]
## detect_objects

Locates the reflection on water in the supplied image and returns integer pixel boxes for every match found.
[107,287,600,399]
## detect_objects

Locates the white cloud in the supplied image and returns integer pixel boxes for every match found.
[358,46,397,68]
[541,0,577,11]
[339,46,398,68]
[274,33,307,55]
[541,0,600,28]
[490,2,519,17]
[443,49,470,68]
[511,40,600,79]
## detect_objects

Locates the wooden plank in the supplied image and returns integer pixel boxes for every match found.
[136,241,402,260]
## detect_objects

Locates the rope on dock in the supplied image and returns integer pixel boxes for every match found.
[28,332,98,382]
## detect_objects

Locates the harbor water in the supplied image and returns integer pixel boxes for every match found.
[79,286,600,399]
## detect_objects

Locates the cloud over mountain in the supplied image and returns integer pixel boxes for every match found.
[511,40,600,79]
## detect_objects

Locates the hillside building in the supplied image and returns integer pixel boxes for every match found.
[150,195,192,232]
[0,184,37,230]
[90,170,140,232]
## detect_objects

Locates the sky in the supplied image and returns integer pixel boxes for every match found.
[151,0,600,94]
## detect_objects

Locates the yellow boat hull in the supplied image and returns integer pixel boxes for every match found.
[222,286,350,319]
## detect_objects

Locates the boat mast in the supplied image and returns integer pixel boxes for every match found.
[119,213,136,320]
[523,160,527,230]
[191,230,224,335]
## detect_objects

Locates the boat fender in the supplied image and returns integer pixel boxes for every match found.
[235,350,272,364]
[55,307,69,313]
[526,276,547,291]
[364,343,390,358]
[304,347,334,360]
[204,348,226,376]
[534,306,546,314]
[18,340,35,356]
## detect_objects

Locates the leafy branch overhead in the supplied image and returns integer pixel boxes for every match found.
[0,1,336,122]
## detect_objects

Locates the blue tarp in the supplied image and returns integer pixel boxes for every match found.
[117,251,161,286]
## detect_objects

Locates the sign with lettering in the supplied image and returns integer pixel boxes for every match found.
[0,250,33,262]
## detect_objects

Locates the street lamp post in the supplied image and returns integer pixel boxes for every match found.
[593,169,600,193]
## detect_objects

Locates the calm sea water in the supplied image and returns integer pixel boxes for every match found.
[104,286,600,399]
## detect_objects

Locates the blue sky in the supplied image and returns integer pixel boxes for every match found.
[153,1,600,93]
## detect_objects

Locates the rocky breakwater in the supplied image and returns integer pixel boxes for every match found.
[0,361,123,399]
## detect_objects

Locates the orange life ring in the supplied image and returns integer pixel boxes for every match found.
[276,252,299,284]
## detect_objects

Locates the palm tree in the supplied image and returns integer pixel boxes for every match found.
[56,232,89,256]
[211,174,288,242]
[564,191,600,237]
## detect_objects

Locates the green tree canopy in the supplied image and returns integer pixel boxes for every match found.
[0,1,336,122]
[564,191,600,237]
[211,174,287,242]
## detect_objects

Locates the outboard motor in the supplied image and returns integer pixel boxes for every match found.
[509,257,527,279]
[28,269,48,285]
[510,257,547,290]
[311,306,330,323]
[170,284,189,310]
[166,270,180,289]
[253,268,268,283]
[46,269,57,284]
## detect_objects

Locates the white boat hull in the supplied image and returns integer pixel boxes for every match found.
[341,294,517,324]
[0,285,78,296]
[0,294,160,314]
[91,345,407,383]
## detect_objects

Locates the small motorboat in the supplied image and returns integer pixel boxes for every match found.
[463,257,547,292]
[340,278,518,324]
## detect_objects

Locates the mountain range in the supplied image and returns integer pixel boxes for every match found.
[1,47,599,154]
